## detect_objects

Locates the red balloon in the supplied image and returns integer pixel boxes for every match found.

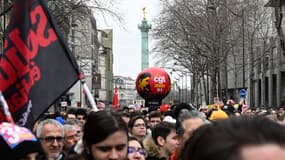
[136,67,171,101]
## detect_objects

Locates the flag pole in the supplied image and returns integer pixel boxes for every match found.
[79,73,98,112]
[0,91,14,123]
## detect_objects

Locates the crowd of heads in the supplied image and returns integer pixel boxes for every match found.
[2,99,285,160]
[180,116,285,160]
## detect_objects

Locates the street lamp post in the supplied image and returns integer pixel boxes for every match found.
[242,9,245,89]
[173,78,179,103]
[169,67,193,103]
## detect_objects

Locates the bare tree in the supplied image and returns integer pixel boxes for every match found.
[152,0,273,105]
[47,0,122,39]
[152,0,241,104]
[0,0,122,52]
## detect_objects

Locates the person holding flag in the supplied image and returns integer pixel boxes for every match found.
[0,0,97,128]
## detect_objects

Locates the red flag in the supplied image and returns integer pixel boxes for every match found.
[112,86,119,109]
[0,0,80,128]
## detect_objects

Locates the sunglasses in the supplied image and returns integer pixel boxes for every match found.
[39,136,64,143]
[128,146,147,156]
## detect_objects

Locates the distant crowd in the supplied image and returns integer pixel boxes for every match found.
[2,99,285,160]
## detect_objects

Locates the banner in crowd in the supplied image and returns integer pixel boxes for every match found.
[0,0,80,128]
[112,86,119,109]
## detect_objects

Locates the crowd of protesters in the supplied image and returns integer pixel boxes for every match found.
[2,98,285,160]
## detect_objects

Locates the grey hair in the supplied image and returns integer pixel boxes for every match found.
[178,109,207,124]
[65,119,83,128]
[36,119,64,137]
[63,124,74,132]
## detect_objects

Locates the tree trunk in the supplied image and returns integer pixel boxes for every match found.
[210,67,218,104]
[202,74,208,105]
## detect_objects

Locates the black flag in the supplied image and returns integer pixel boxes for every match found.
[0,0,80,128]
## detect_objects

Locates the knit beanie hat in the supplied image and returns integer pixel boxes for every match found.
[209,109,229,121]
[0,122,43,160]
[56,116,65,125]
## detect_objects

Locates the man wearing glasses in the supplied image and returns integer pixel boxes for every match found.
[36,119,65,160]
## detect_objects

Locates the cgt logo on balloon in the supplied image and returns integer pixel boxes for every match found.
[154,75,167,93]
[136,67,171,111]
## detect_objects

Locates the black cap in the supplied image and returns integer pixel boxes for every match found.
[173,103,195,119]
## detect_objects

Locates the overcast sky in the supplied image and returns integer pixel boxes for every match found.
[96,0,161,79]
